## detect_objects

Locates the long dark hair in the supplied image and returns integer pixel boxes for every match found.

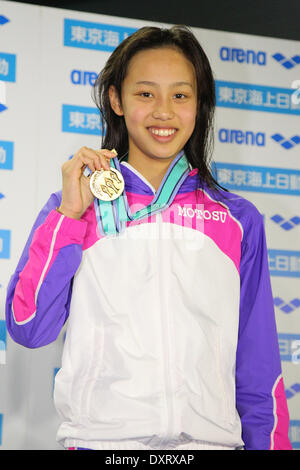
[92,25,228,196]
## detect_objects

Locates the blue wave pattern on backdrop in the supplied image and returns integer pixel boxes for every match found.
[0,141,14,170]
[62,104,103,135]
[0,52,16,82]
[64,19,137,52]
[216,80,300,115]
[213,163,300,195]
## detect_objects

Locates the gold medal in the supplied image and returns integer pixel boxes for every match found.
[90,167,125,201]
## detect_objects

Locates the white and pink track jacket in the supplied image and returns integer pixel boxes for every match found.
[5,160,292,450]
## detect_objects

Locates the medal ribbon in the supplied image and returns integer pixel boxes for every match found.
[94,150,190,236]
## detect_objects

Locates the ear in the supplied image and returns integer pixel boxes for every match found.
[109,85,124,116]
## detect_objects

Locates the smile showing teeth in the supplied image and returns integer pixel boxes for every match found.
[149,128,176,137]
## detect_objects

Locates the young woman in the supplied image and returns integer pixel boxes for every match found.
[6,26,292,450]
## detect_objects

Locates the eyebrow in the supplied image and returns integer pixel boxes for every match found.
[135,80,194,88]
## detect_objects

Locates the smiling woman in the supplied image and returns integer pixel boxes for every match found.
[107,47,197,189]
[92,25,226,195]
[6,24,292,452]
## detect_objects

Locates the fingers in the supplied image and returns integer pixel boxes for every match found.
[94,148,117,171]
[66,147,118,175]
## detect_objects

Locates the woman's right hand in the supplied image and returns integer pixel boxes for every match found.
[57,147,117,219]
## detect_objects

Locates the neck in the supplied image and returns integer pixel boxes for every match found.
[127,151,177,191]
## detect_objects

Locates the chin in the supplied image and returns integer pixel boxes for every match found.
[150,146,181,158]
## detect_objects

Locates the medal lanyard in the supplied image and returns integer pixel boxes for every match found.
[92,150,190,236]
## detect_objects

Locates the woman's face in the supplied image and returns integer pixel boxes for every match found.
[109,47,197,163]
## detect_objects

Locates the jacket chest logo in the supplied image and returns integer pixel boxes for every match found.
[177,205,227,223]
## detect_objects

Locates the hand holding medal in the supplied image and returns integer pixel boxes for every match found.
[57,147,121,220]
[89,149,125,201]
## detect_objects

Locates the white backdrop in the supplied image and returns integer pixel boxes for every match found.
[0,0,299,449]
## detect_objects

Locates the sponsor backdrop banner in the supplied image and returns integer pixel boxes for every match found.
[0,0,299,450]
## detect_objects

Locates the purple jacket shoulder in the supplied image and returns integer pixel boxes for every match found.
[5,192,87,348]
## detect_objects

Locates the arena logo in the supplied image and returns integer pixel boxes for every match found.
[0,229,11,259]
[274,297,300,314]
[219,47,300,70]
[219,47,267,65]
[70,69,98,86]
[271,133,300,149]
[0,141,14,170]
[0,15,9,25]
[216,80,300,115]
[218,128,265,146]
[278,333,300,362]
[272,53,300,70]
[0,320,6,365]
[270,214,300,231]
[285,383,300,399]
[218,129,300,149]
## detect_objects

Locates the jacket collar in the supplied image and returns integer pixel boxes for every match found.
[120,160,199,196]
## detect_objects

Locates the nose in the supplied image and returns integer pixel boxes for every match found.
[152,97,174,120]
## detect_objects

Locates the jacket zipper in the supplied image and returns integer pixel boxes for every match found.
[156,211,174,446]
